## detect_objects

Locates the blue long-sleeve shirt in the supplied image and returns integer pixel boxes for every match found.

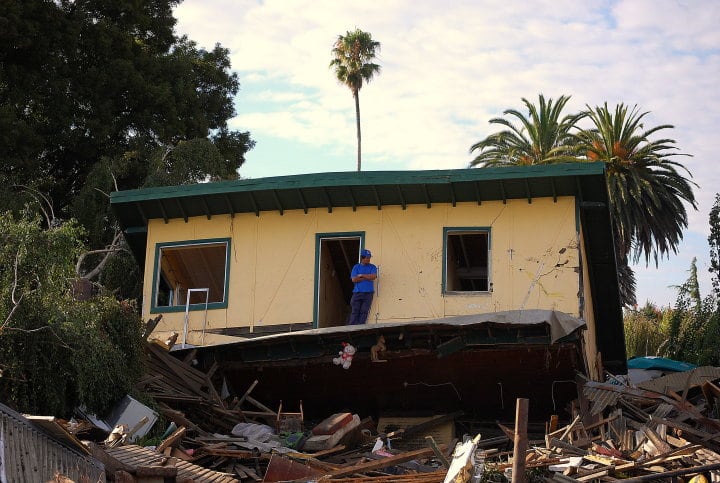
[351,263,377,292]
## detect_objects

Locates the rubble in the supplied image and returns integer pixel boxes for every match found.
[28,342,720,483]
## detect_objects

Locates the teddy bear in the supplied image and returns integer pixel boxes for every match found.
[332,342,357,369]
[370,335,387,362]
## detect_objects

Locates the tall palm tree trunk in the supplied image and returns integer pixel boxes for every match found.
[354,90,362,171]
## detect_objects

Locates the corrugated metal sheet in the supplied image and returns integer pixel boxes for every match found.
[583,386,621,415]
[0,403,104,483]
[638,366,720,394]
[106,445,239,482]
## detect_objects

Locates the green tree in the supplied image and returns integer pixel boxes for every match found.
[709,193,720,300]
[660,258,719,365]
[469,94,584,167]
[625,197,720,366]
[0,213,144,415]
[330,28,381,172]
[623,302,669,358]
[0,0,254,297]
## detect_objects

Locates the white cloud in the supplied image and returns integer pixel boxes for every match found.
[176,0,720,303]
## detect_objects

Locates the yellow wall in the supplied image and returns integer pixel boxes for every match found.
[143,197,584,345]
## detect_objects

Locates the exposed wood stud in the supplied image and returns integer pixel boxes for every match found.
[423,184,432,208]
[158,199,169,224]
[524,178,532,204]
[396,185,407,210]
[474,181,482,205]
[322,187,333,213]
[372,185,382,210]
[223,194,235,218]
[248,192,260,217]
[272,189,284,216]
[175,199,188,222]
[135,202,148,225]
[512,398,530,482]
[296,189,308,214]
[200,196,212,220]
[348,187,357,211]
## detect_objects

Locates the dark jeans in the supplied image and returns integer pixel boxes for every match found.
[349,292,374,325]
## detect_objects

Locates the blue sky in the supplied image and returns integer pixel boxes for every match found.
[174,0,720,306]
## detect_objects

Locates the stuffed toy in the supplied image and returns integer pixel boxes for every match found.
[370,335,387,362]
[333,342,357,369]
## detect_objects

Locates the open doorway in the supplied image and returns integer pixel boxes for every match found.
[315,235,361,328]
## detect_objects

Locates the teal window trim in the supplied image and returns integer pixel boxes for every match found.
[442,227,492,294]
[313,231,365,328]
[150,237,231,314]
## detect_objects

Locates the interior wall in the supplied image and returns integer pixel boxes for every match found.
[317,242,349,328]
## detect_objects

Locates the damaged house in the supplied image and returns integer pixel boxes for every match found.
[110,162,625,421]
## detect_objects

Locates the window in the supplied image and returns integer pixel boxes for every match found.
[443,228,490,293]
[152,239,230,311]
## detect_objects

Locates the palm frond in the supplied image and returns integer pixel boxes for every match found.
[469,94,582,167]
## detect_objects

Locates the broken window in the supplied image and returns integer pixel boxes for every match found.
[444,229,490,293]
[153,239,230,309]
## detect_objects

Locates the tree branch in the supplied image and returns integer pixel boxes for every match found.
[14,185,56,228]
[76,229,126,280]
[2,253,38,333]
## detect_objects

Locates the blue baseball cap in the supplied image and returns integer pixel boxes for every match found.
[361,249,372,258]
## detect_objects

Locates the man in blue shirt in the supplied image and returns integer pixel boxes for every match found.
[348,249,377,325]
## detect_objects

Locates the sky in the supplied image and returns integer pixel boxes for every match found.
[173,0,720,306]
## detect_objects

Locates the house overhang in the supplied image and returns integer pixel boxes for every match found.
[110,163,609,264]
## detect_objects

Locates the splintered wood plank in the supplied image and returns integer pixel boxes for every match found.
[243,395,277,415]
[147,345,208,389]
[157,426,187,453]
[318,471,447,482]
[234,463,262,481]
[195,448,267,459]
[319,446,441,478]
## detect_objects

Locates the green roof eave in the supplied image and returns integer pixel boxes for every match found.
[110,163,605,204]
[110,163,608,230]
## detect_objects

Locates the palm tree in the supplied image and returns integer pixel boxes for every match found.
[469,98,697,307]
[573,103,697,267]
[330,28,381,171]
[469,94,585,167]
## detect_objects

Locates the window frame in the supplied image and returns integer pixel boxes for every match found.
[442,227,492,295]
[150,238,231,313]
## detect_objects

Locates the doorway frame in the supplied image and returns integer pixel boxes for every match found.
[313,232,365,328]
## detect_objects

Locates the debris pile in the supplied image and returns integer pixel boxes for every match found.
[477,369,720,483]
[30,343,720,483]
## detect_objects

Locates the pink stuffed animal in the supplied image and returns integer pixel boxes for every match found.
[332,342,357,369]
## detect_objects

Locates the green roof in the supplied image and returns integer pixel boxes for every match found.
[110,163,608,229]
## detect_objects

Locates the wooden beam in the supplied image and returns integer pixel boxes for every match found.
[511,398,529,483]
[318,446,442,478]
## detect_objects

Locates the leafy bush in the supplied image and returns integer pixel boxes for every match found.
[0,213,143,416]
[624,302,667,358]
